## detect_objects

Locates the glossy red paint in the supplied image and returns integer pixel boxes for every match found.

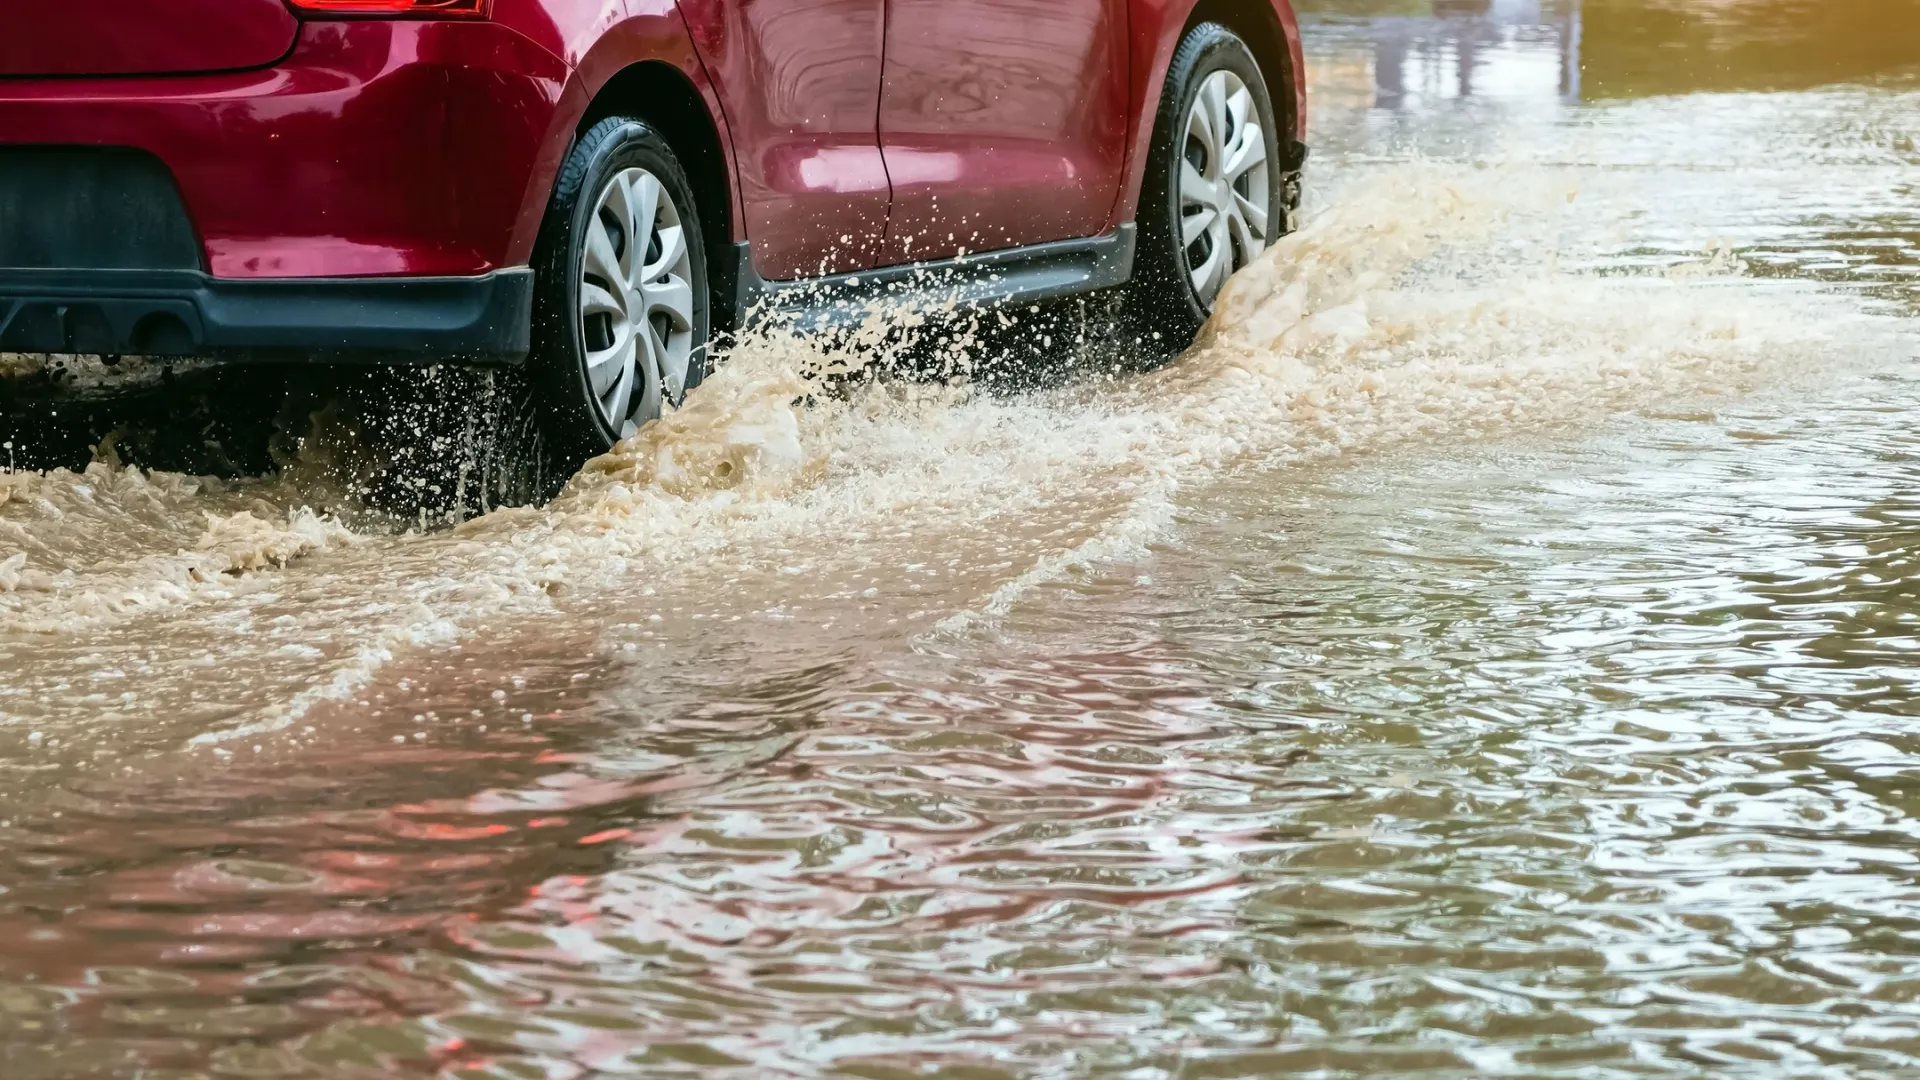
[675,0,894,278]
[568,0,746,243]
[492,0,628,67]
[0,0,298,77]
[876,0,1132,264]
[0,21,567,277]
[0,0,1303,283]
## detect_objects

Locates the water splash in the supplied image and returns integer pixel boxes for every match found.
[0,160,1900,751]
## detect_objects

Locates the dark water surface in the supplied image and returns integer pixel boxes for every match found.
[3,2,1920,1076]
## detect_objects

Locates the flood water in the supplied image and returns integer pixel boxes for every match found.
[3,2,1920,1076]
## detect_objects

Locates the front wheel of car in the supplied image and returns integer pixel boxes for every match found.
[1125,23,1285,357]
[529,116,711,469]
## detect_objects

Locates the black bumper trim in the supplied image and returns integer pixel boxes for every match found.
[0,268,533,365]
[726,225,1137,336]
[1282,138,1309,174]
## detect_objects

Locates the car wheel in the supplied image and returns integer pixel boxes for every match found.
[530,116,710,466]
[1126,23,1284,356]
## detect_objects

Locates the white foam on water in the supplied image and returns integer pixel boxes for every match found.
[0,465,358,632]
[418,163,1890,638]
[3,161,1904,748]
[181,605,462,749]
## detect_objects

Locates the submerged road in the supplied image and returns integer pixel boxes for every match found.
[2,1,1919,1075]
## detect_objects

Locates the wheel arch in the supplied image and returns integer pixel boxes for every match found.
[1112,0,1305,231]
[1180,0,1303,141]
[508,7,744,330]
[576,61,735,253]
[575,59,742,332]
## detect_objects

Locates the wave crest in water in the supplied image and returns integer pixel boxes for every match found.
[0,144,1914,1077]
[560,162,1864,541]
[0,162,1900,747]
[567,350,817,502]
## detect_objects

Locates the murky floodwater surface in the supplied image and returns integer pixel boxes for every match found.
[4,3,1920,1076]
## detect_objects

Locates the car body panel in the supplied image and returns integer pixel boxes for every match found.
[676,0,892,279]
[544,2,741,260]
[489,0,628,67]
[875,0,1132,264]
[0,0,1304,326]
[0,21,568,279]
[0,0,299,78]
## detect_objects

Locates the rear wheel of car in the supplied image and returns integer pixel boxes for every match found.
[1126,23,1284,356]
[530,116,710,468]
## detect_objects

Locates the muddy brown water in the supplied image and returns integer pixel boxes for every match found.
[4,2,1920,1076]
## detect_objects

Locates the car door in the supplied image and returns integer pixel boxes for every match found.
[875,0,1130,266]
[678,0,891,280]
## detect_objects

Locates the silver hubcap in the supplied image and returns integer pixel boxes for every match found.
[580,167,696,438]
[1179,69,1271,308]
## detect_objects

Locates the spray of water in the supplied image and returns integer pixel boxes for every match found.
[0,162,1900,749]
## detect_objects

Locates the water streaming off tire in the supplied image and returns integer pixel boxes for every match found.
[3,2,1920,1075]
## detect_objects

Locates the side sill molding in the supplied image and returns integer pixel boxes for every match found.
[726,225,1137,334]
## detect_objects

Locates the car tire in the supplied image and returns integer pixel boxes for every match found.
[1125,23,1286,357]
[529,116,711,468]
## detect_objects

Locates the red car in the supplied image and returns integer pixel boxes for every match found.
[0,0,1306,463]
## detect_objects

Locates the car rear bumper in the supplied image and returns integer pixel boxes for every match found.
[0,20,569,281]
[0,268,533,365]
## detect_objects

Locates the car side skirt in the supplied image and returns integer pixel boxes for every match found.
[724,224,1138,335]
